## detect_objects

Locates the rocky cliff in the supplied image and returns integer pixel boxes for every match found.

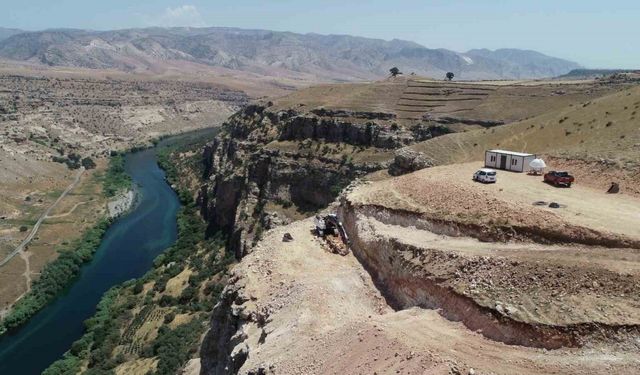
[197,104,449,260]
[196,103,454,374]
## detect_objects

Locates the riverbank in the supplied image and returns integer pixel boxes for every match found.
[44,128,234,375]
[0,219,111,335]
[0,153,135,335]
[108,188,137,218]
[0,158,111,318]
[0,144,183,375]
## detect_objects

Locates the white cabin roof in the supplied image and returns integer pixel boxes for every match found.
[487,149,535,157]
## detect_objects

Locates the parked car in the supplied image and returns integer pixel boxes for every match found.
[544,171,575,187]
[473,168,497,183]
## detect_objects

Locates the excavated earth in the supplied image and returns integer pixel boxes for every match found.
[193,78,640,374]
[198,161,640,375]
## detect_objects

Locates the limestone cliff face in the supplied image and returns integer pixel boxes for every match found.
[197,104,449,260]
[198,104,448,374]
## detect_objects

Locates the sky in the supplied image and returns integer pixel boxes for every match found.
[0,0,638,69]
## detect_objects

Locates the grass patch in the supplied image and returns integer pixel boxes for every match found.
[103,153,131,197]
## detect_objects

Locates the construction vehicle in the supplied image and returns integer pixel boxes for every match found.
[314,214,350,256]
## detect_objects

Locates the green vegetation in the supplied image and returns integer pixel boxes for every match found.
[82,157,97,170]
[157,147,193,204]
[42,287,122,375]
[44,142,233,375]
[0,219,111,335]
[103,153,131,197]
[44,203,231,374]
[52,153,84,170]
[151,319,203,375]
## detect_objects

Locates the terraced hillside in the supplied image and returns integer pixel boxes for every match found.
[273,76,627,131]
[395,81,499,120]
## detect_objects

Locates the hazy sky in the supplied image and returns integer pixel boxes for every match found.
[1,0,638,68]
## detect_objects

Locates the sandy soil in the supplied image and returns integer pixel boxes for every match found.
[545,155,640,198]
[336,162,640,346]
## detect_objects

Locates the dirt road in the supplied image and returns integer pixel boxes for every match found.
[0,168,84,268]
[45,201,89,219]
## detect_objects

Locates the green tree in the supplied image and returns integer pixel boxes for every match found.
[81,157,97,169]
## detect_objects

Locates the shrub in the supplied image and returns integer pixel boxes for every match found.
[133,280,145,294]
[151,319,203,375]
[163,312,176,324]
[103,154,131,197]
[81,157,97,169]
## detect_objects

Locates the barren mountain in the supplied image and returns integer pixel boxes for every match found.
[0,27,581,81]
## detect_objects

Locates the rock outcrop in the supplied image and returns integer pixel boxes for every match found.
[197,104,450,259]
[197,103,458,374]
[388,149,434,176]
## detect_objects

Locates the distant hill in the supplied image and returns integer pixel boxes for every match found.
[0,27,23,42]
[558,69,639,79]
[466,49,583,79]
[0,27,581,81]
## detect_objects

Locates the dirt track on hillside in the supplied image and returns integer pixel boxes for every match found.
[211,218,640,374]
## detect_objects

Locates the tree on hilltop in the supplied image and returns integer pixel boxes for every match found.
[446,72,455,81]
[390,67,401,77]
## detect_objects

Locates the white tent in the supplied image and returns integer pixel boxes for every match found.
[529,158,547,174]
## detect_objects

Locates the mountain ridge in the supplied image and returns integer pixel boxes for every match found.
[0,27,581,81]
[0,27,24,42]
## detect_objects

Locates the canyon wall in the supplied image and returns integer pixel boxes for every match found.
[197,104,446,259]
[196,104,451,374]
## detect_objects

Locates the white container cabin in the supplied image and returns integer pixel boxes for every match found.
[485,149,536,173]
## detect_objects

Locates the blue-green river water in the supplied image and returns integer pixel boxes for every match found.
[0,129,215,374]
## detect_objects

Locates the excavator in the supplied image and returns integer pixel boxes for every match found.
[314,214,350,256]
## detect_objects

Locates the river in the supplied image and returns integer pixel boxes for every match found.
[0,128,216,374]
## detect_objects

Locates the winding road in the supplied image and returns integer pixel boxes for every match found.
[0,168,84,268]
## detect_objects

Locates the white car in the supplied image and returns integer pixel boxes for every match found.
[473,168,497,183]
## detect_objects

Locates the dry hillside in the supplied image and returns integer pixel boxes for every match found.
[199,160,640,374]
[408,84,640,167]
[272,76,627,127]
[0,27,581,81]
